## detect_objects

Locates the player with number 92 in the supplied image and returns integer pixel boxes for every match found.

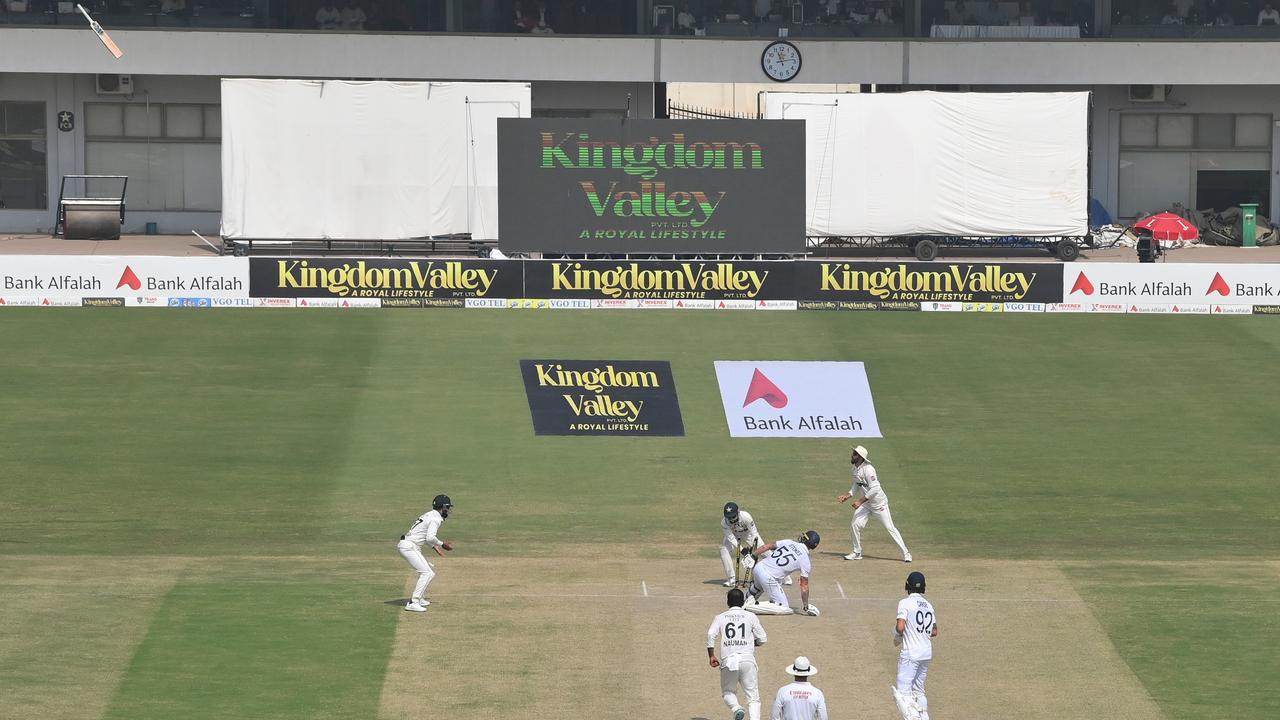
[891,571,938,720]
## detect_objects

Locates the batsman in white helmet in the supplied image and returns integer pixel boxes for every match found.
[745,531,820,616]
[707,588,768,720]
[838,445,912,562]
[891,571,938,720]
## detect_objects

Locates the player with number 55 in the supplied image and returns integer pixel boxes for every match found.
[891,571,938,720]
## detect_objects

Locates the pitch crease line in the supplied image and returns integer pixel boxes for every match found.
[836,581,847,599]
[642,580,649,597]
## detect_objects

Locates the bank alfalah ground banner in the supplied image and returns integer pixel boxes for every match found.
[524,260,793,301]
[249,258,521,302]
[519,360,684,436]
[795,261,1064,305]
[497,118,805,253]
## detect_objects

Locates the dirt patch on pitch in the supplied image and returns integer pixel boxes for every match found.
[0,555,189,720]
[376,555,1165,720]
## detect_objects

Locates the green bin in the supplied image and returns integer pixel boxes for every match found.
[1241,203,1258,248]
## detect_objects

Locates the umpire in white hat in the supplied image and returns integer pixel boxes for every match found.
[771,656,828,720]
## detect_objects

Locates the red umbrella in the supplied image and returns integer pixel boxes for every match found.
[1134,212,1199,243]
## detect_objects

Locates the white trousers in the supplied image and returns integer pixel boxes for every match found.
[719,656,761,720]
[851,503,910,557]
[397,540,435,600]
[751,566,789,608]
[720,538,739,582]
[896,656,930,718]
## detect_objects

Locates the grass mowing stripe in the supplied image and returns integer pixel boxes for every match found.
[1064,562,1280,720]
[105,577,398,720]
[0,312,380,556]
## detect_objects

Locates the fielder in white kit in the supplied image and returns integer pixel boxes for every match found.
[707,588,769,720]
[838,445,912,562]
[891,571,938,720]
[747,531,820,616]
[720,502,764,587]
[396,494,454,613]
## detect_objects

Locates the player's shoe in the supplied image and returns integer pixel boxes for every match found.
[903,553,913,563]
[404,601,428,613]
[733,707,746,720]
[784,576,793,585]
[844,552,862,560]
[723,579,737,587]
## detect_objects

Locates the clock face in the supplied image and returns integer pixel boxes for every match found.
[762,41,801,82]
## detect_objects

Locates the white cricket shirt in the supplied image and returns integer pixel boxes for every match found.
[707,608,767,661]
[850,461,887,508]
[403,509,444,548]
[722,510,763,546]
[772,681,828,720]
[896,593,936,662]
[757,539,812,581]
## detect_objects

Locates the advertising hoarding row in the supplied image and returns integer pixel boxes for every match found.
[4,256,1280,313]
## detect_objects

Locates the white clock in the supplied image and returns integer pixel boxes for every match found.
[762,40,802,82]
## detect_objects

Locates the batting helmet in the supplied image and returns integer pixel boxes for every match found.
[800,530,820,549]
[432,494,453,518]
[906,571,926,593]
[723,501,740,522]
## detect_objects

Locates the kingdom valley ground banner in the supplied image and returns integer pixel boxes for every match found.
[497,118,805,254]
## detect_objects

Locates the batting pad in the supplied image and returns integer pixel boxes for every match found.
[744,601,794,616]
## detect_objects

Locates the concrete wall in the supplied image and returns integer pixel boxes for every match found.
[1090,84,1280,222]
[0,73,653,233]
[6,28,1280,85]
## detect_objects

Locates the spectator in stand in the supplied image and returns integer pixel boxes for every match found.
[315,1,341,29]
[677,2,697,32]
[1160,3,1182,23]
[825,0,841,20]
[874,3,893,23]
[1259,2,1280,24]
[1014,1,1035,25]
[340,1,366,29]
[160,0,186,13]
[513,0,536,31]
[754,0,772,21]
[948,0,972,23]
[977,0,1007,24]
[844,0,867,22]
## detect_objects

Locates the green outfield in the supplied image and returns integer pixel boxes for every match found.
[1,310,1277,720]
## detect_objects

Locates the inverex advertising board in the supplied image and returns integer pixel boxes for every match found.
[714,361,883,438]
[497,118,805,253]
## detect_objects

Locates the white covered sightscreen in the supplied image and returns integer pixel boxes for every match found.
[220,79,530,240]
[761,91,1089,238]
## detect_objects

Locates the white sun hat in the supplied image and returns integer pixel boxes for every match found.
[785,656,817,676]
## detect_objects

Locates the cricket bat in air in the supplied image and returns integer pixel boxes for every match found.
[77,4,124,59]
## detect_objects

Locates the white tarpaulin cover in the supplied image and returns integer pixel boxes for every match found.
[220,79,530,240]
[762,91,1089,237]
